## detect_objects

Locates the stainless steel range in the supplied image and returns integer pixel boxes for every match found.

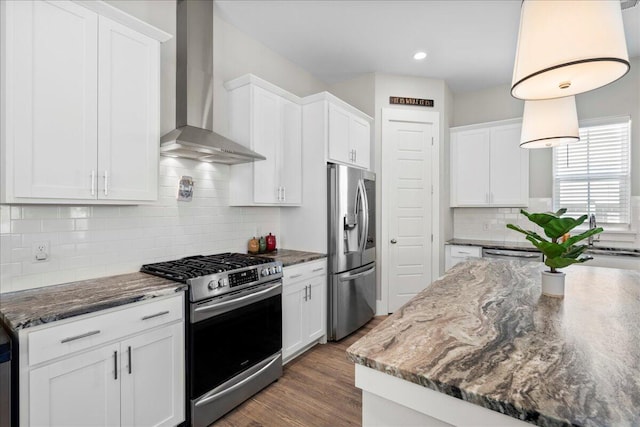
[141,253,283,427]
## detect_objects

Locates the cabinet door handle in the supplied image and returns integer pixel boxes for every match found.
[141,310,170,321]
[60,330,101,344]
[308,284,312,299]
[303,285,308,301]
[353,150,357,163]
[114,351,118,380]
[90,170,96,196]
[128,346,132,374]
[282,186,285,202]
[104,170,109,196]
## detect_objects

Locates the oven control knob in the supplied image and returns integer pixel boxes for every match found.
[207,280,217,290]
[261,268,270,277]
[218,278,226,288]
[270,266,277,274]
[276,265,282,273]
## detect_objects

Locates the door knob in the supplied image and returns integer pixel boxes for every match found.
[390,239,397,244]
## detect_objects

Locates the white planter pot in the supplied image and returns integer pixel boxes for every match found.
[541,271,565,298]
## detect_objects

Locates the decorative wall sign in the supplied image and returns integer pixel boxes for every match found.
[389,96,434,107]
[177,176,194,202]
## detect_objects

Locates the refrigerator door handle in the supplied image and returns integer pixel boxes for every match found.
[357,179,369,253]
[338,265,375,282]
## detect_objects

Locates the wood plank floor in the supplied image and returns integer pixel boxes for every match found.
[212,316,386,427]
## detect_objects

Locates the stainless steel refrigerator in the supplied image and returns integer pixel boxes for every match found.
[327,164,376,341]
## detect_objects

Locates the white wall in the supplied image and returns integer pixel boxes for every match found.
[0,2,328,293]
[329,73,376,117]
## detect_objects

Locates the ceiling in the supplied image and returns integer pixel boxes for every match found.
[215,0,640,93]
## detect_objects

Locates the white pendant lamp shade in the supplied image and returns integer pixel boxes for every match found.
[520,96,579,148]
[511,0,630,100]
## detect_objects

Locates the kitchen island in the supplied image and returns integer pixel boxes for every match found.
[347,259,640,427]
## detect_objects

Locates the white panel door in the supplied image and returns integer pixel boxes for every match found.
[282,282,304,360]
[252,86,280,203]
[98,16,159,201]
[29,343,120,426]
[490,124,528,206]
[280,98,302,204]
[328,104,351,164]
[350,115,371,170]
[305,275,326,342]
[451,130,491,206]
[11,0,98,199]
[121,323,185,427]
[385,116,436,313]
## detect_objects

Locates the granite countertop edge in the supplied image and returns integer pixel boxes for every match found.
[346,353,563,426]
[447,238,640,257]
[254,249,327,267]
[0,273,187,332]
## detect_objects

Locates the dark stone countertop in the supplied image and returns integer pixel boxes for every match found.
[447,238,640,257]
[253,249,326,267]
[0,273,186,332]
[347,258,640,427]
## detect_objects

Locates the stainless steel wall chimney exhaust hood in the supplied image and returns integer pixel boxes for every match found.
[160,0,265,164]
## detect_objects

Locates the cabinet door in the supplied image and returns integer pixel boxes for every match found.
[29,343,120,426]
[282,282,305,360]
[305,275,326,342]
[451,129,491,206]
[350,116,371,170]
[10,1,98,200]
[490,125,529,206]
[328,104,352,164]
[97,16,160,201]
[252,86,280,203]
[121,323,185,427]
[280,98,302,204]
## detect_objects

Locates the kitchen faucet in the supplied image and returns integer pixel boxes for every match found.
[588,214,599,247]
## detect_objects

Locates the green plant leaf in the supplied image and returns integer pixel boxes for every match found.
[520,210,558,227]
[563,245,588,259]
[545,256,592,269]
[526,238,565,258]
[542,215,588,239]
[506,224,547,242]
[555,208,567,216]
[563,227,604,247]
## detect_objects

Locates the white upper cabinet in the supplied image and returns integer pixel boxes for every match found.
[226,75,302,206]
[327,101,371,170]
[450,120,529,207]
[0,0,170,204]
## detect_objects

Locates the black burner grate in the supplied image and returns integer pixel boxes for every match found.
[141,253,274,282]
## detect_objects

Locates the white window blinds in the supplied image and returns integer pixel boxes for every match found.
[553,117,631,225]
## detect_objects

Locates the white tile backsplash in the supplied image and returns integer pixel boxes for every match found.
[453,197,640,249]
[0,157,281,293]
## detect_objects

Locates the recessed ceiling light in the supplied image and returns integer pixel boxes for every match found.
[413,51,427,60]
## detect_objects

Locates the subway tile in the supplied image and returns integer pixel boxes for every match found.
[42,219,75,232]
[11,219,42,233]
[22,206,59,219]
[58,206,93,219]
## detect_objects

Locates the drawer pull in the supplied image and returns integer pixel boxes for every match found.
[457,251,471,255]
[289,274,303,279]
[312,267,324,272]
[141,310,170,321]
[60,330,101,344]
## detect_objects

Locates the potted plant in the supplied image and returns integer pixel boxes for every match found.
[506,208,603,297]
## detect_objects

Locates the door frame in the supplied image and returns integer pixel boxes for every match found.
[380,108,440,314]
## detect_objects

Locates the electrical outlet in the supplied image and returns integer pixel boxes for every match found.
[32,241,49,262]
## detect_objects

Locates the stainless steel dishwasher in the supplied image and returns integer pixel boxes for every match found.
[482,248,543,263]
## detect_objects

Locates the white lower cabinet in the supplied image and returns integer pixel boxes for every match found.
[444,245,483,271]
[282,260,327,363]
[20,294,185,427]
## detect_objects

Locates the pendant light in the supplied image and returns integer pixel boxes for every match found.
[512,0,630,100]
[520,96,579,148]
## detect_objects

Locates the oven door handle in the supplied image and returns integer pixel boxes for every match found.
[194,353,281,408]
[194,283,282,313]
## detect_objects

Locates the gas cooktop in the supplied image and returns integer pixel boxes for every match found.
[141,253,283,302]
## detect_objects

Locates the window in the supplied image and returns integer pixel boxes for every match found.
[553,117,631,226]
